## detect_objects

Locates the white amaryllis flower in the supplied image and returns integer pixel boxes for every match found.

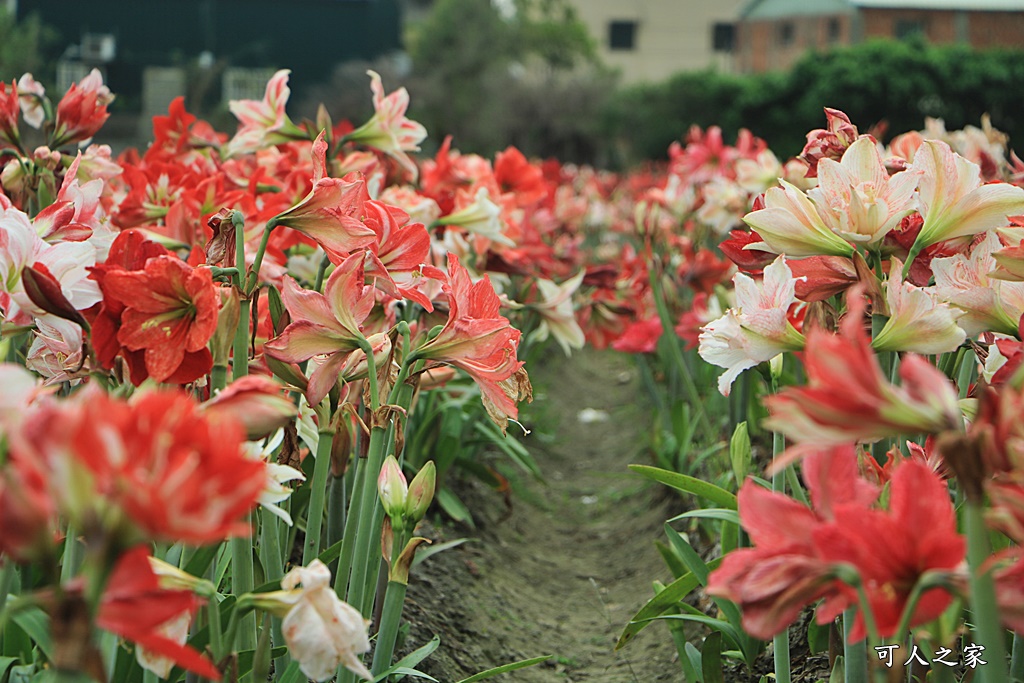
[908,140,1024,258]
[246,429,305,526]
[532,270,586,355]
[696,178,748,235]
[929,232,1024,337]
[17,73,46,129]
[809,137,921,246]
[872,258,966,354]
[735,149,783,195]
[743,179,855,258]
[698,256,806,396]
[438,187,513,246]
[275,561,372,681]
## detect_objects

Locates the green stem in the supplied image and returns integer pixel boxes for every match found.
[233,297,250,380]
[0,562,15,612]
[208,594,225,662]
[210,364,228,393]
[327,475,347,557]
[245,220,277,296]
[345,359,414,615]
[314,253,331,293]
[370,581,408,675]
[844,607,868,683]
[965,499,1010,682]
[770,374,792,683]
[259,508,290,679]
[230,515,257,652]
[335,457,366,596]
[1011,633,1024,682]
[303,429,336,565]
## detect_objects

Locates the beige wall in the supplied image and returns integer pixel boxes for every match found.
[569,0,746,83]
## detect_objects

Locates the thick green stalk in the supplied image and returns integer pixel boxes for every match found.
[1011,633,1024,682]
[230,513,257,653]
[370,581,408,675]
[210,364,228,393]
[259,508,290,679]
[345,358,414,614]
[326,475,347,553]
[334,458,366,595]
[244,219,276,295]
[965,500,1009,682]
[844,608,868,683]
[770,377,792,683]
[303,429,336,565]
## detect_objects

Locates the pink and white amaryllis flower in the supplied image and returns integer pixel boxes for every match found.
[255,560,372,681]
[360,198,442,310]
[743,180,856,258]
[872,257,966,354]
[531,270,586,355]
[263,252,377,406]
[27,317,84,383]
[906,140,1024,268]
[414,254,530,433]
[809,137,921,246]
[224,69,306,156]
[764,291,962,460]
[272,132,377,260]
[699,256,806,396]
[16,73,45,129]
[438,186,513,246]
[345,70,427,180]
[930,232,1024,337]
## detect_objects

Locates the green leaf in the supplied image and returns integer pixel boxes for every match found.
[667,509,741,526]
[807,609,830,654]
[0,657,19,683]
[617,557,723,648]
[412,539,476,567]
[829,655,845,683]
[643,614,743,653]
[683,643,702,683]
[436,488,475,527]
[454,655,553,682]
[701,631,725,683]
[628,465,737,509]
[183,544,221,581]
[389,668,438,681]
[318,537,345,566]
[278,661,306,683]
[11,608,52,660]
[372,635,441,682]
[654,540,687,578]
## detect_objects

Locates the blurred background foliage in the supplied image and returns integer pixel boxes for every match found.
[3,1,1023,169]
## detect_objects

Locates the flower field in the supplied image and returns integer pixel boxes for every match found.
[2,66,1024,683]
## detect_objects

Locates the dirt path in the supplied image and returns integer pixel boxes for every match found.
[405,348,681,682]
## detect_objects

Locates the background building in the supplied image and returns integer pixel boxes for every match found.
[735,0,1024,73]
[568,0,746,83]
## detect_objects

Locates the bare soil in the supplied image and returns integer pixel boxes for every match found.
[402,348,682,682]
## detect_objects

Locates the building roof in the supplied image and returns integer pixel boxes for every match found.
[741,0,856,19]
[741,0,1024,19]
[852,0,1024,8]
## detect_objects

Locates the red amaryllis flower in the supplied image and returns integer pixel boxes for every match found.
[263,252,376,406]
[0,80,21,148]
[98,546,220,680]
[707,446,876,640]
[99,255,219,383]
[611,317,662,354]
[764,290,961,467]
[799,108,860,178]
[201,375,297,441]
[814,460,965,641]
[494,146,548,208]
[51,69,113,148]
[16,389,265,545]
[414,254,529,433]
[719,229,775,274]
[0,448,54,562]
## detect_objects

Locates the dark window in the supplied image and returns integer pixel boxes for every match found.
[895,19,926,39]
[712,22,735,52]
[777,21,795,46]
[827,18,841,42]
[609,20,637,50]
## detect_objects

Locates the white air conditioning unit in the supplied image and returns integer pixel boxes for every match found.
[81,34,116,63]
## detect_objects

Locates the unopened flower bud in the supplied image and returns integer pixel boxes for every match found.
[377,455,407,521]
[404,461,436,525]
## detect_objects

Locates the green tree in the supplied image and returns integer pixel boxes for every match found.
[0,9,56,82]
